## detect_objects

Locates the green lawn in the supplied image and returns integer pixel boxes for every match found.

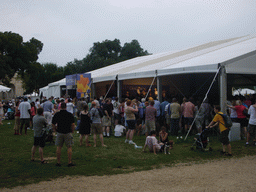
[1,119,256,189]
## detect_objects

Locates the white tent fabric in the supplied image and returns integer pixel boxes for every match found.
[39,85,49,98]
[0,85,11,92]
[39,35,256,96]
[47,78,66,98]
[89,35,256,82]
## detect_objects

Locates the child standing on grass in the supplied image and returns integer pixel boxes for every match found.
[206,105,232,156]
[31,108,48,164]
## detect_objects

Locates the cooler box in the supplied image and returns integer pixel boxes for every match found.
[228,122,240,142]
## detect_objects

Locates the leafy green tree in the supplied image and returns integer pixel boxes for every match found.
[0,31,43,86]
[23,62,45,94]
[120,39,149,60]
[80,39,149,72]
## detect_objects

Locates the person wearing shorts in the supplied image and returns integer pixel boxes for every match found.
[246,103,256,145]
[18,97,31,135]
[124,100,138,144]
[31,108,47,164]
[52,102,75,167]
[90,102,107,147]
[206,105,232,156]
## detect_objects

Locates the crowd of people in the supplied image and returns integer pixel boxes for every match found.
[1,93,256,165]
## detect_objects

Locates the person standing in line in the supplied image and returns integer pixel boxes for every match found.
[206,105,232,156]
[145,100,157,136]
[35,99,41,109]
[66,98,75,114]
[90,101,107,147]
[113,97,120,126]
[194,100,205,134]
[52,102,76,167]
[14,101,21,135]
[31,108,47,164]
[160,98,169,127]
[0,100,3,125]
[79,104,91,146]
[124,100,138,144]
[102,99,113,137]
[228,100,248,140]
[18,97,31,135]
[153,98,161,133]
[30,102,37,129]
[245,102,256,146]
[41,97,55,128]
[229,100,238,122]
[182,97,195,134]
[170,98,181,136]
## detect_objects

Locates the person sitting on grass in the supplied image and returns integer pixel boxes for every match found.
[206,105,232,156]
[114,119,126,137]
[31,107,48,164]
[159,126,173,149]
[143,130,164,155]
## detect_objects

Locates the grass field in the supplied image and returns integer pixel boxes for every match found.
[1,119,256,189]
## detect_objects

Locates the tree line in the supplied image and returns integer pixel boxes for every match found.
[0,31,150,95]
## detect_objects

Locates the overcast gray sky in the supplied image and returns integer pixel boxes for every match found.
[2,0,256,66]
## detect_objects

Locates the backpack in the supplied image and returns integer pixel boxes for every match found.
[218,113,233,128]
[97,108,104,118]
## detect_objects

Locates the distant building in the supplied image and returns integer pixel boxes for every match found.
[10,73,25,98]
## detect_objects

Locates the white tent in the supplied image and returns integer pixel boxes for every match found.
[0,85,11,92]
[89,35,256,82]
[40,35,256,111]
[39,78,66,99]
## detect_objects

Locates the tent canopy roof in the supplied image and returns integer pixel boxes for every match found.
[0,85,11,92]
[90,35,256,82]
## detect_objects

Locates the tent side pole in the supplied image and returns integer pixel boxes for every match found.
[157,76,162,102]
[219,65,227,114]
[91,82,96,99]
[117,77,122,101]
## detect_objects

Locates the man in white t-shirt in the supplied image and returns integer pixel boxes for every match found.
[246,102,256,146]
[113,97,120,126]
[66,99,75,115]
[18,97,31,135]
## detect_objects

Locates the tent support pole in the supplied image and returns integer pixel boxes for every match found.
[184,66,221,140]
[91,82,96,99]
[219,65,227,114]
[157,76,162,102]
[104,79,115,100]
[117,76,122,101]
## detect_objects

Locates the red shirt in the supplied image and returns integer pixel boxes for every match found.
[235,105,246,118]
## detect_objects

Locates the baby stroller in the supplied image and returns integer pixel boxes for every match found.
[191,128,212,151]
[43,127,55,144]
[5,107,15,120]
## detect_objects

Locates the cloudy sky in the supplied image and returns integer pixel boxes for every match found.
[2,0,256,66]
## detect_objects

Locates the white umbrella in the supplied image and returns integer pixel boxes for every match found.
[0,85,11,92]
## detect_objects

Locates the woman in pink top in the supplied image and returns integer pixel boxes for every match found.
[228,100,248,139]
[30,102,37,129]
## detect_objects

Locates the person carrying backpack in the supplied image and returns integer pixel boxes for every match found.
[206,105,232,156]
